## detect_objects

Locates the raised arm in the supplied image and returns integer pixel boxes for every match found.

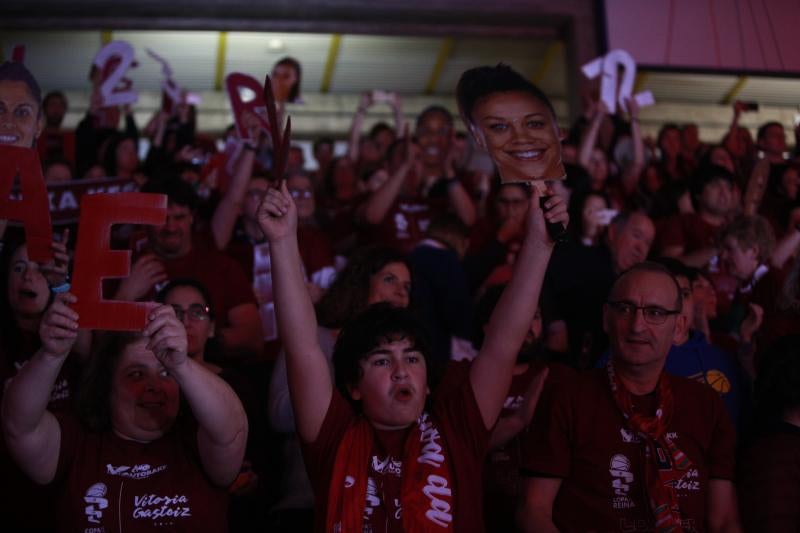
[578,100,606,171]
[390,92,405,133]
[621,98,645,196]
[723,102,745,158]
[347,92,372,163]
[143,304,248,486]
[444,131,477,226]
[257,181,332,442]
[359,133,416,225]
[470,186,567,428]
[211,117,259,250]
[1,293,79,484]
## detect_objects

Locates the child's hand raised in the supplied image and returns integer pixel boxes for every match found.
[256,180,297,243]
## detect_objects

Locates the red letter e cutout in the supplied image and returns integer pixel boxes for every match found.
[71,192,166,331]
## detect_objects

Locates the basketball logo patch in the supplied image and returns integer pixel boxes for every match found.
[705,369,731,394]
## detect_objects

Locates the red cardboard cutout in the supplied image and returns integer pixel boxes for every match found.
[0,146,53,262]
[226,72,271,142]
[71,193,167,331]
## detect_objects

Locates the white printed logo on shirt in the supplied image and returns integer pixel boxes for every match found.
[371,455,402,476]
[132,494,192,522]
[673,468,701,492]
[105,463,167,479]
[609,454,636,510]
[84,483,109,524]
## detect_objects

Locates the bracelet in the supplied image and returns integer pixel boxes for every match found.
[50,282,71,294]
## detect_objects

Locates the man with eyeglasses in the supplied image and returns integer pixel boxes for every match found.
[518,262,741,532]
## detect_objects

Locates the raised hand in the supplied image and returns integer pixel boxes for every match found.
[39,228,70,288]
[39,293,79,359]
[528,185,569,247]
[142,304,188,371]
[115,254,167,302]
[256,180,297,243]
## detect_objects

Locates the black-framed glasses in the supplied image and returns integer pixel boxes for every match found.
[171,304,210,322]
[606,301,680,325]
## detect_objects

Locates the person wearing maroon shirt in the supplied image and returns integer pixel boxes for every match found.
[37,90,76,167]
[756,121,788,166]
[115,178,262,357]
[519,262,741,532]
[358,108,476,255]
[472,287,574,533]
[716,215,775,352]
[259,173,566,531]
[1,296,247,533]
[0,237,83,532]
[658,165,736,268]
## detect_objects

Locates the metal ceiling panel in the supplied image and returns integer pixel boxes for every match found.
[738,77,800,108]
[1,30,101,92]
[641,72,739,104]
[330,35,440,93]
[114,31,218,91]
[436,38,549,95]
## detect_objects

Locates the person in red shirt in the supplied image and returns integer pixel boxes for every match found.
[259,171,566,531]
[116,178,262,357]
[519,262,741,532]
[37,90,76,168]
[657,165,736,268]
[1,295,248,533]
[358,108,476,254]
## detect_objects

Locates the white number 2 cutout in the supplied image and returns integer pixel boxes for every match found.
[93,41,138,107]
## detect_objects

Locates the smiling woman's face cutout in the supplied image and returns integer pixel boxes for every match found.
[470,90,565,184]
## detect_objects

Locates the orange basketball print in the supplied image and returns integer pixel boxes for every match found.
[706,370,731,394]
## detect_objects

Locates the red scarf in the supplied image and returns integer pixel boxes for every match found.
[607,362,692,533]
[326,412,455,532]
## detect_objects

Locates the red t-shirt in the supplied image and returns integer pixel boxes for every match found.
[656,213,721,255]
[151,240,256,329]
[365,191,454,255]
[297,225,336,283]
[54,414,229,533]
[521,368,736,533]
[0,330,80,531]
[302,362,489,532]
[482,362,574,532]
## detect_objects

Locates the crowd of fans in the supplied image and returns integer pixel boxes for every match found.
[1,50,799,532]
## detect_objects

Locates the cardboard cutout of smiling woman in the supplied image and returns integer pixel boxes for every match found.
[457,64,567,241]
[456,64,566,190]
